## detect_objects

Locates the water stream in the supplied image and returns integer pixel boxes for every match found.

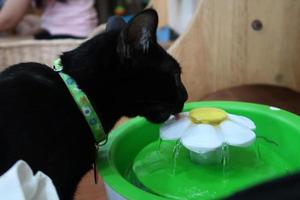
[221,144,230,177]
[157,138,162,151]
[171,140,183,174]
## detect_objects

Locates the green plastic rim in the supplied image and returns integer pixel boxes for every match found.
[97,101,300,200]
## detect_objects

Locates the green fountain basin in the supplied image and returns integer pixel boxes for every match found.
[98,101,300,200]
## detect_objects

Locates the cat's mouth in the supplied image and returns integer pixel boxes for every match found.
[126,100,185,124]
[141,105,183,124]
[143,111,171,123]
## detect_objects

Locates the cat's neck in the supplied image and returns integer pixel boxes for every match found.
[59,32,122,133]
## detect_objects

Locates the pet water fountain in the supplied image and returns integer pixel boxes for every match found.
[97,101,300,200]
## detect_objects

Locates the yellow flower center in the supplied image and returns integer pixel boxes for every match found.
[189,107,227,125]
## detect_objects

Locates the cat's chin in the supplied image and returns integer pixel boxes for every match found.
[143,112,171,124]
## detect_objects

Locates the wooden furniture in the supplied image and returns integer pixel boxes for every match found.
[202,84,300,115]
[167,0,300,104]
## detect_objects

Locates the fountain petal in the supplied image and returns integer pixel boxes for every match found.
[227,114,256,130]
[220,120,256,147]
[180,124,224,153]
[160,114,191,140]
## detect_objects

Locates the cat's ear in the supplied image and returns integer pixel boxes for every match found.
[117,9,158,58]
[106,16,126,32]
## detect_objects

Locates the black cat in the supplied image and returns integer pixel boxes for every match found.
[0,9,187,199]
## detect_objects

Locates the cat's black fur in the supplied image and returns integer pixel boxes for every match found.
[0,10,187,199]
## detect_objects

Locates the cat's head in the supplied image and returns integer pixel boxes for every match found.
[63,9,187,125]
[108,9,188,123]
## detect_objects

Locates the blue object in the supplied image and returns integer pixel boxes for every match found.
[156,26,171,43]
[0,0,5,8]
[122,15,133,23]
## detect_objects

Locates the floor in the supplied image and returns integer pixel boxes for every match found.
[75,170,107,200]
[74,118,130,200]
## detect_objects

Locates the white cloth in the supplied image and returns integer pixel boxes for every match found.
[41,0,98,37]
[0,160,59,200]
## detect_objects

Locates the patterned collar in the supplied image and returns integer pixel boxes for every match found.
[53,59,107,146]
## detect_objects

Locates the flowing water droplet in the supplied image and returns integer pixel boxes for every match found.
[157,138,162,152]
[221,144,230,177]
[172,140,183,174]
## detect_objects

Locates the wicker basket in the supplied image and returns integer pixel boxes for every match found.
[0,23,106,71]
[0,39,83,70]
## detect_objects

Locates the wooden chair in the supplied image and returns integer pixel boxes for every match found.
[166,0,300,115]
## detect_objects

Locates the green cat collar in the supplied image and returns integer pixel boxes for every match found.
[53,58,107,146]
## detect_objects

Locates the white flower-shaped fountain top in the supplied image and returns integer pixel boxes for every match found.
[160,107,256,154]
